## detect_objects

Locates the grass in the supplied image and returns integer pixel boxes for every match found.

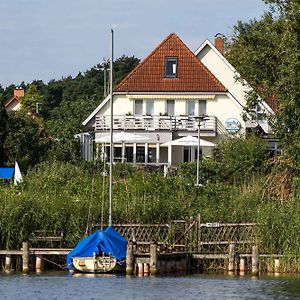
[0,159,299,270]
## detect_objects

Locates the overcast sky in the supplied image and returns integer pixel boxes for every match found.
[0,0,268,88]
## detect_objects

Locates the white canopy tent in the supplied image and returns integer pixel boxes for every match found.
[95,131,150,163]
[161,135,216,147]
[95,131,150,143]
[161,135,216,165]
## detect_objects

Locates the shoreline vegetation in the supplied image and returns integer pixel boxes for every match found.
[1,135,300,272]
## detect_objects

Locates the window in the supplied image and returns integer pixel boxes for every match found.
[146,100,154,116]
[268,141,281,157]
[134,100,143,115]
[198,100,207,116]
[251,104,265,121]
[256,104,265,121]
[165,57,178,77]
[167,100,175,116]
[187,100,196,116]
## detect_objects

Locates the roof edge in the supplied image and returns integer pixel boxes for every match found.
[82,95,110,126]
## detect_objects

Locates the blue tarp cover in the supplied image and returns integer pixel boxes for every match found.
[0,168,14,179]
[66,226,127,269]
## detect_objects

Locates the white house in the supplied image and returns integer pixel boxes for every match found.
[83,33,275,165]
[4,88,24,112]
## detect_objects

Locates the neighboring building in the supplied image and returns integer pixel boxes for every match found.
[83,33,274,166]
[4,88,24,112]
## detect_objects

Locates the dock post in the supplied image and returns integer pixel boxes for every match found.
[137,263,144,276]
[22,241,29,273]
[274,258,280,274]
[239,258,245,274]
[251,245,259,275]
[36,256,43,273]
[150,240,158,275]
[144,263,150,275]
[228,243,235,272]
[5,255,12,272]
[126,240,134,275]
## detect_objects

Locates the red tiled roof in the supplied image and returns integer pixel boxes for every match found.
[115,33,227,93]
[256,85,279,113]
[266,95,279,113]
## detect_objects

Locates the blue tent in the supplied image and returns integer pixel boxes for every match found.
[66,226,127,270]
[0,168,14,179]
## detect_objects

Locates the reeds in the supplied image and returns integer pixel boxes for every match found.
[0,159,299,262]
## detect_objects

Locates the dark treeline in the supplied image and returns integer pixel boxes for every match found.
[0,55,139,170]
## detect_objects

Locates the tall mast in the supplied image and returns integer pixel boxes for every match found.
[109,29,114,226]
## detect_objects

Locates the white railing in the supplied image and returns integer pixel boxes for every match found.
[95,115,217,132]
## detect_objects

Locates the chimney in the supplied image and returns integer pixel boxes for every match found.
[14,87,25,98]
[214,33,225,54]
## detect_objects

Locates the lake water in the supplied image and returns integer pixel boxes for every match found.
[1,272,300,300]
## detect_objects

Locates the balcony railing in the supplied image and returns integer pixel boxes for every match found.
[95,115,217,133]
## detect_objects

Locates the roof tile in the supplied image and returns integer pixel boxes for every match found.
[115,33,227,93]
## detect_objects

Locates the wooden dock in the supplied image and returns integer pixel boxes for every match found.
[0,218,293,275]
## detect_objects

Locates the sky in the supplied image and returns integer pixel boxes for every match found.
[0,0,268,88]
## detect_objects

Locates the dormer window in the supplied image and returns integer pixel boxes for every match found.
[165,57,178,78]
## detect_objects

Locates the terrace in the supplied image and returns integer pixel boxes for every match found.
[95,115,217,136]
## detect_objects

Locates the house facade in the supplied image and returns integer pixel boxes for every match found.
[83,33,274,165]
[4,88,24,112]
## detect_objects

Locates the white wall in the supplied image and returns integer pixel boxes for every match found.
[96,93,245,139]
[197,44,249,107]
[6,99,21,112]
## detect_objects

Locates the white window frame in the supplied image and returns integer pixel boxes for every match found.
[134,99,143,115]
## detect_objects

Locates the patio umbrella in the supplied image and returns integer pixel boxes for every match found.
[95,131,150,163]
[161,135,216,147]
[95,131,150,143]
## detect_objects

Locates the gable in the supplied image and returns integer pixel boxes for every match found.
[195,40,275,114]
[5,96,21,112]
[115,33,226,93]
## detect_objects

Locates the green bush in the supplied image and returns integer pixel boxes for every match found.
[0,136,299,259]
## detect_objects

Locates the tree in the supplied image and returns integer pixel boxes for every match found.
[226,0,300,167]
[21,83,44,115]
[0,96,8,166]
[113,55,140,85]
[3,112,50,170]
[43,55,140,139]
[41,80,64,119]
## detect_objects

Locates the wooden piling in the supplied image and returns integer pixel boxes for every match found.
[22,242,29,273]
[251,246,259,275]
[5,255,12,272]
[274,258,280,274]
[137,263,144,276]
[126,241,134,275]
[239,258,245,273]
[150,241,158,275]
[144,263,150,275]
[36,256,43,272]
[228,243,235,272]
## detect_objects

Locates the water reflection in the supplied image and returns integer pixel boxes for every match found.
[0,272,300,299]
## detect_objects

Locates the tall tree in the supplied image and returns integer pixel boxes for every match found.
[3,112,50,170]
[21,83,44,115]
[0,96,8,166]
[226,0,300,167]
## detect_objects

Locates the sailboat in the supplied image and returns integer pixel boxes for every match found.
[66,226,127,273]
[67,29,127,273]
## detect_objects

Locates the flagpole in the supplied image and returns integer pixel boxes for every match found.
[109,29,114,226]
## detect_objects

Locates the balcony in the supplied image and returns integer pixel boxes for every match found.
[95,115,217,135]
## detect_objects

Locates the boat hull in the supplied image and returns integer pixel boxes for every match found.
[72,256,124,273]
